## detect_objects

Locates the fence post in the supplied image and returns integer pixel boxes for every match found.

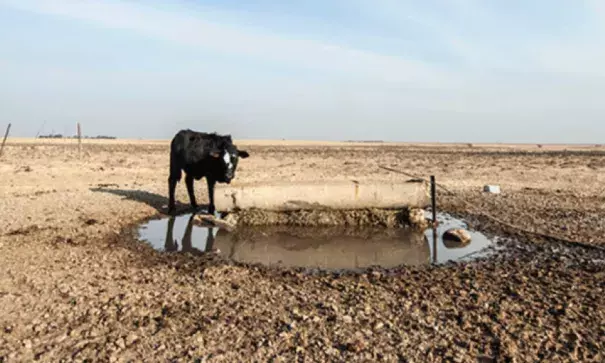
[430,175,438,263]
[430,175,437,224]
[0,123,11,159]
[77,122,82,157]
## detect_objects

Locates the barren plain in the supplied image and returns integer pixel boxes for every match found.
[1,138,604,362]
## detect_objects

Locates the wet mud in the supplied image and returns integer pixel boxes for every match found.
[226,208,411,227]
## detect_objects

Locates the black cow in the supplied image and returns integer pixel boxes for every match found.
[167,129,249,215]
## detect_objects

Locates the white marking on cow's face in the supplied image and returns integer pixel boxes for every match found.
[223,150,232,169]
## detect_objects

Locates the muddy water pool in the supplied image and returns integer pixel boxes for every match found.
[136,212,498,270]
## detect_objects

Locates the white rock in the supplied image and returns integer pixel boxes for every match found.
[443,229,472,244]
[483,185,501,194]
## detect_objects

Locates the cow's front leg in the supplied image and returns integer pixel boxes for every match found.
[206,177,216,215]
[185,174,198,211]
[168,177,178,214]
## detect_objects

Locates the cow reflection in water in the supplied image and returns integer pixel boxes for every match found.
[153,215,490,268]
[163,214,216,255]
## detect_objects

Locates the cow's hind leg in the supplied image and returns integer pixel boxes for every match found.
[185,174,198,211]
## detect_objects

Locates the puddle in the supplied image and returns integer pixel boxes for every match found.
[136,212,498,270]
[427,212,497,263]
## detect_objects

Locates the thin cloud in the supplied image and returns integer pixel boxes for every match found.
[0,0,460,87]
[347,0,604,76]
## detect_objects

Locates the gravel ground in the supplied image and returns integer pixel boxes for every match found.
[1,140,604,362]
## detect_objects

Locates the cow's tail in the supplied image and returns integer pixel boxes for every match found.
[169,137,182,182]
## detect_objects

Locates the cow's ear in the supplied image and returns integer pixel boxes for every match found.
[238,150,249,158]
[209,147,222,158]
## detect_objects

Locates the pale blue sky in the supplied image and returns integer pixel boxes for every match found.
[1,0,604,142]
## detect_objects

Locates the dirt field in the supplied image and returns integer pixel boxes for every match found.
[1,138,604,362]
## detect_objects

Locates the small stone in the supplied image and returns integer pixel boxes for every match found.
[408,208,428,229]
[326,347,339,356]
[116,338,126,349]
[342,315,353,324]
[483,185,501,194]
[443,229,472,244]
[126,333,138,345]
[346,337,367,352]
[374,322,384,330]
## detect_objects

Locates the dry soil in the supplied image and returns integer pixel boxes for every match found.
[1,139,604,362]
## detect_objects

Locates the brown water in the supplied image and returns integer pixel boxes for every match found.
[136,212,497,269]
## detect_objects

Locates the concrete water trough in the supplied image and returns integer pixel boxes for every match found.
[212,179,430,213]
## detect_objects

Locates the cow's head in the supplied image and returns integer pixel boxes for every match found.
[209,135,249,183]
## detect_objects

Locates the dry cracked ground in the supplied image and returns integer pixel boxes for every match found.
[1,139,604,362]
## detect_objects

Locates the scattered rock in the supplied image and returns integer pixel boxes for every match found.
[15,165,32,173]
[115,337,126,350]
[483,185,501,194]
[343,335,367,353]
[223,213,238,227]
[370,271,382,280]
[407,208,429,230]
[126,333,139,346]
[443,229,472,244]
[84,218,98,226]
